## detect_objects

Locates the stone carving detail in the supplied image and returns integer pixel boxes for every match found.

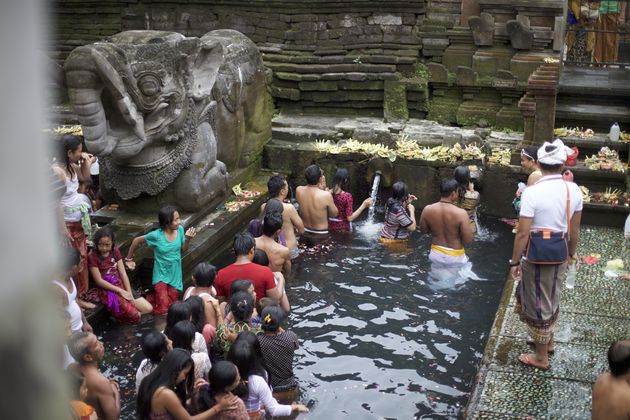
[64,30,271,211]
[468,13,494,46]
[506,16,533,50]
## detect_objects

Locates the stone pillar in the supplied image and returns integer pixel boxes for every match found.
[527,61,560,145]
[518,93,536,145]
[461,0,481,26]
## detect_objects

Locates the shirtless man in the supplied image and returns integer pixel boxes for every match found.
[296,164,338,239]
[255,212,291,277]
[68,331,120,420]
[420,178,474,265]
[263,175,304,259]
[592,339,630,420]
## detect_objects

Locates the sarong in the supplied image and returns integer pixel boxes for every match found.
[301,227,330,247]
[427,245,482,290]
[146,281,180,315]
[593,14,620,64]
[514,260,567,344]
[65,221,89,296]
[99,273,140,324]
[379,236,409,253]
[428,244,468,265]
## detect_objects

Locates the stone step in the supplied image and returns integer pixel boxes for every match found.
[559,67,630,98]
[272,126,338,142]
[272,114,347,129]
[555,102,630,131]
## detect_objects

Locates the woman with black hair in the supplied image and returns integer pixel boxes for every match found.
[228,332,308,418]
[137,348,237,419]
[164,302,208,355]
[453,166,480,234]
[379,181,417,244]
[52,134,97,308]
[215,292,261,356]
[168,321,211,381]
[257,305,299,398]
[135,331,172,393]
[126,206,197,315]
[88,227,152,324]
[328,168,373,232]
[193,361,248,419]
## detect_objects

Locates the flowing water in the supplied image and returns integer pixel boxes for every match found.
[95,215,513,419]
[366,173,381,223]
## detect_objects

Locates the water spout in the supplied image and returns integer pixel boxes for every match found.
[367,171,381,223]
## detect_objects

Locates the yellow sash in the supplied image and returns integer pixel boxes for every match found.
[431,244,465,256]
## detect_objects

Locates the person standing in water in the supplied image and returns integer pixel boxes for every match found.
[329,168,373,233]
[52,134,97,309]
[296,164,338,242]
[379,181,417,245]
[125,206,197,315]
[263,175,304,259]
[420,178,474,265]
[453,166,480,235]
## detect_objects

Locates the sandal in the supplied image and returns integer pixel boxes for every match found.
[518,353,549,370]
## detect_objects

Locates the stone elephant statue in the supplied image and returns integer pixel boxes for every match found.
[64,29,272,212]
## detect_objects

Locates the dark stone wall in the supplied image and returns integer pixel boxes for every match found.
[52,1,563,130]
[52,0,431,117]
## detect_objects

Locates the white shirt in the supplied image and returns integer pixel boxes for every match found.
[520,175,583,231]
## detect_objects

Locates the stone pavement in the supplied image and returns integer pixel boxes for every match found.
[465,225,630,419]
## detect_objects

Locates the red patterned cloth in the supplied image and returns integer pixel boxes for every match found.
[66,221,89,296]
[147,282,180,315]
[329,191,353,232]
[88,248,141,324]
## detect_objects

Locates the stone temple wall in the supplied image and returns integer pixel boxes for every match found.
[53,0,564,132]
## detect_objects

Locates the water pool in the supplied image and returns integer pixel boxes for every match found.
[95,216,513,419]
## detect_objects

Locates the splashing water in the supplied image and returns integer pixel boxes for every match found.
[473,210,498,241]
[367,172,381,223]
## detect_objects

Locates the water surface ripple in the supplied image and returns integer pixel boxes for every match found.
[96,217,512,419]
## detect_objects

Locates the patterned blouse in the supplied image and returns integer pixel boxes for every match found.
[329,191,354,232]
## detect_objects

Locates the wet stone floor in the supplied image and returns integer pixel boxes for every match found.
[467,225,630,419]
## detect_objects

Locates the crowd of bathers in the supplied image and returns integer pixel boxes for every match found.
[54,133,630,419]
[54,128,483,419]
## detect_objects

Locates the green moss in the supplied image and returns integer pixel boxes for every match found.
[447,71,457,86]
[414,63,430,82]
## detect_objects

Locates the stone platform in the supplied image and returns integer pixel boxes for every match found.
[84,173,272,323]
[465,225,630,419]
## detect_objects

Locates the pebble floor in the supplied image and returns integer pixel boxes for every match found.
[465,225,630,419]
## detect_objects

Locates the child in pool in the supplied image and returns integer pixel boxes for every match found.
[88,227,153,323]
[126,206,197,315]
[216,292,261,356]
[184,262,223,331]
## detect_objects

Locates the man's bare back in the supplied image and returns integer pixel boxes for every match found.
[296,185,337,231]
[592,373,630,420]
[420,201,473,249]
[256,236,290,275]
[261,201,304,251]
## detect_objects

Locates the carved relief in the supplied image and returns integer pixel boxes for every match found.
[64,30,272,211]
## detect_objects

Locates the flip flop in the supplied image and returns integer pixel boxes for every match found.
[518,353,549,370]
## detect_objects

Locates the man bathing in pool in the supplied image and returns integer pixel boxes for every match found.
[420,178,474,265]
[296,164,338,238]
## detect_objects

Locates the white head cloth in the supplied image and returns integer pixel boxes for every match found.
[537,138,573,165]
